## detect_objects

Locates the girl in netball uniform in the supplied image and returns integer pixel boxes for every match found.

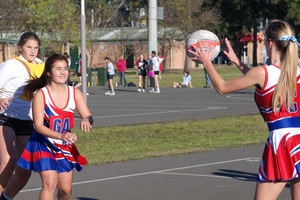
[189,20,300,199]
[17,54,93,200]
[135,54,148,93]
[0,32,45,200]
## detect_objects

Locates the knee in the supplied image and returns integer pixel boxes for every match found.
[57,185,72,199]
[42,179,57,193]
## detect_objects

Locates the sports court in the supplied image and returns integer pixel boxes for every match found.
[15,86,292,199]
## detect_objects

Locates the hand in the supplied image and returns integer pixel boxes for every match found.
[61,132,77,145]
[223,38,239,65]
[0,97,13,112]
[80,118,92,132]
[188,42,213,65]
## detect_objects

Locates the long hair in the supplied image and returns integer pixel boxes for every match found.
[24,54,68,100]
[265,20,299,113]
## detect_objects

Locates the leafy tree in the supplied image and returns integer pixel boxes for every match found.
[0,0,80,56]
[204,0,300,66]
[158,0,221,71]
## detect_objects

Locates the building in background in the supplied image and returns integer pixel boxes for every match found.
[0,28,266,70]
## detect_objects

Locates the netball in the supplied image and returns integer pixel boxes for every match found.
[186,30,220,63]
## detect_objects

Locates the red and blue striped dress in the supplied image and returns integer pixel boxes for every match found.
[255,64,300,182]
[17,86,87,173]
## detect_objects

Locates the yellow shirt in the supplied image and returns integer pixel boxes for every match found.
[15,56,45,101]
[14,56,45,79]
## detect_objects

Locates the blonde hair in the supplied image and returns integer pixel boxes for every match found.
[265,20,299,113]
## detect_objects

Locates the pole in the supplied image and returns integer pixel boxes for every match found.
[81,0,87,101]
[148,0,157,55]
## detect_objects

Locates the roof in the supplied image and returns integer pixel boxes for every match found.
[0,37,18,44]
[89,27,184,42]
[0,27,184,44]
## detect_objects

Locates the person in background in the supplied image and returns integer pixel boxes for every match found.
[105,57,115,96]
[189,19,300,200]
[158,54,164,80]
[17,54,92,200]
[173,71,193,88]
[0,32,45,200]
[147,54,155,93]
[203,69,211,88]
[152,51,160,93]
[74,54,88,90]
[135,54,148,93]
[116,55,128,87]
[63,52,71,85]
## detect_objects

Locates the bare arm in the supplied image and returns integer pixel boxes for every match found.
[189,42,265,94]
[75,88,93,132]
[189,80,193,88]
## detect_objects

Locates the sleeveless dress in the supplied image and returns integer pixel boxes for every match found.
[255,64,300,182]
[17,86,87,173]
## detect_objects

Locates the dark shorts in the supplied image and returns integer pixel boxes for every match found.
[0,114,33,136]
[138,70,147,77]
[107,74,114,79]
[77,72,82,77]
[154,71,159,75]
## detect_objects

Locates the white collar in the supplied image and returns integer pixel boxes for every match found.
[18,55,43,64]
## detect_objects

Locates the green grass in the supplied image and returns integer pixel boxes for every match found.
[71,64,264,166]
[74,114,268,165]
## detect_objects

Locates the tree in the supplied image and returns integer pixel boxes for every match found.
[159,0,221,71]
[204,0,300,66]
[0,0,80,56]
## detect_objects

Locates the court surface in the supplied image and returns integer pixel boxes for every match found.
[15,86,291,199]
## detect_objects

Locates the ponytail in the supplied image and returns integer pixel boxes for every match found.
[266,20,299,113]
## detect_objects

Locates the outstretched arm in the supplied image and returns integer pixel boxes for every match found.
[188,41,265,94]
[223,38,250,74]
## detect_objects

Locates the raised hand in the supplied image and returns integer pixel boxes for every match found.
[188,41,213,65]
[223,38,239,65]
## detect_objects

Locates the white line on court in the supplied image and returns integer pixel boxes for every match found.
[156,172,257,181]
[89,107,227,119]
[20,157,260,193]
[226,94,253,100]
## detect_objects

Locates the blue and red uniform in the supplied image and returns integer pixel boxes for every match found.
[17,86,87,173]
[255,64,300,181]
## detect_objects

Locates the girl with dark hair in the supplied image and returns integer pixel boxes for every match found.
[173,71,193,88]
[16,54,93,199]
[0,32,45,200]
[189,20,300,199]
